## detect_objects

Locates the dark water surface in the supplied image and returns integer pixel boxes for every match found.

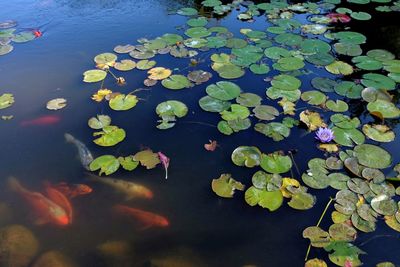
[0,0,400,266]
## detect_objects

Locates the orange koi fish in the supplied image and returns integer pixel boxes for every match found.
[8,177,69,226]
[53,182,93,198]
[33,29,42,38]
[43,182,73,223]
[113,204,169,229]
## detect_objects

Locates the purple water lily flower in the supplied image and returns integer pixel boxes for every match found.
[315,127,335,143]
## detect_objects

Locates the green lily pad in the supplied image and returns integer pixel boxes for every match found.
[334,43,362,57]
[231,146,262,168]
[361,73,396,90]
[236,93,262,107]
[12,31,35,43]
[136,60,156,70]
[367,99,400,118]
[156,100,188,118]
[253,105,279,121]
[255,122,290,141]
[211,173,245,198]
[220,104,250,121]
[0,93,14,109]
[354,144,391,169]
[352,56,383,70]
[88,115,111,129]
[351,11,372,20]
[367,49,395,62]
[217,121,233,135]
[288,191,316,210]
[177,7,198,16]
[198,96,230,112]
[89,155,120,176]
[301,91,326,105]
[334,81,363,99]
[187,17,208,27]
[114,59,136,71]
[93,125,126,147]
[332,127,365,147]
[118,156,139,171]
[0,44,13,55]
[311,77,337,93]
[161,75,192,90]
[325,61,353,75]
[303,226,330,248]
[329,223,357,242]
[271,74,301,90]
[324,241,364,267]
[94,53,117,65]
[333,31,367,44]
[206,81,241,101]
[109,94,138,111]
[245,186,283,211]
[264,47,291,60]
[260,152,292,174]
[371,194,397,216]
[326,100,349,112]
[185,27,211,38]
[362,124,395,142]
[83,70,107,83]
[274,57,305,71]
[249,63,270,75]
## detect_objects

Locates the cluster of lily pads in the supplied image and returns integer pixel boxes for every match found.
[80,0,400,266]
[0,20,39,56]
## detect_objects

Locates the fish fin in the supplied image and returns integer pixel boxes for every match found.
[64,133,74,143]
[138,223,152,231]
[33,216,49,225]
[8,176,23,193]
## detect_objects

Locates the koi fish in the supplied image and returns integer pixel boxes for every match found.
[113,204,169,229]
[87,173,153,200]
[20,115,60,126]
[43,182,73,223]
[8,177,69,226]
[64,133,94,170]
[53,182,93,198]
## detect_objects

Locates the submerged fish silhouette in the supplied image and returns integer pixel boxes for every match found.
[87,173,153,200]
[43,181,73,223]
[8,177,69,226]
[20,115,60,126]
[65,133,94,170]
[54,182,93,198]
[113,204,169,229]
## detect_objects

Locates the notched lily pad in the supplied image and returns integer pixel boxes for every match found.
[211,173,245,198]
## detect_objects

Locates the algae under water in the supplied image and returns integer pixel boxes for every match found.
[0,0,400,266]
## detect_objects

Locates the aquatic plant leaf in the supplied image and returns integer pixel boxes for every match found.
[12,31,35,43]
[249,63,270,74]
[217,121,233,135]
[113,44,135,54]
[303,226,330,248]
[371,194,397,216]
[278,98,296,115]
[325,61,353,75]
[266,87,301,102]
[301,39,331,54]
[264,47,291,60]
[334,43,362,56]
[109,94,138,111]
[0,44,13,55]
[211,173,245,198]
[253,105,279,121]
[288,191,316,210]
[300,110,326,131]
[332,127,365,147]
[236,93,262,107]
[273,57,305,71]
[156,100,188,118]
[187,17,208,27]
[114,59,136,71]
[88,115,111,129]
[93,126,126,147]
[325,100,348,112]
[129,49,155,60]
[226,38,247,49]
[362,124,395,142]
[91,89,112,102]
[329,223,357,242]
[352,56,382,70]
[311,77,338,93]
[118,156,139,171]
[206,81,241,101]
[185,27,210,38]
[333,31,366,45]
[258,190,283,211]
[280,178,300,198]
[334,81,363,99]
[187,70,212,84]
[361,73,396,90]
[227,118,251,132]
[231,146,262,168]
[198,96,230,112]
[254,122,290,141]
[177,7,198,16]
[305,258,328,267]
[367,49,395,62]
[367,99,400,119]
[0,93,14,109]
[89,155,120,176]
[136,60,156,70]
[183,38,207,48]
[354,144,391,169]
[271,74,301,90]
[385,215,400,232]
[147,67,172,80]
[324,242,364,267]
[260,152,292,174]
[301,91,326,105]
[161,75,192,90]
[94,53,117,66]
[133,149,160,169]
[331,211,351,224]
[83,70,107,83]
[220,104,250,121]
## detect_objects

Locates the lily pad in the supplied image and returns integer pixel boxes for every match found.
[353,144,391,169]
[231,146,262,168]
[109,94,138,111]
[260,152,292,174]
[198,96,230,112]
[0,93,14,109]
[220,104,250,121]
[133,149,160,169]
[236,93,262,107]
[367,99,400,118]
[325,61,353,75]
[88,115,111,129]
[93,125,126,147]
[211,173,245,198]
[161,75,192,90]
[118,156,139,171]
[83,70,107,83]
[89,155,120,175]
[206,81,241,101]
[114,60,136,71]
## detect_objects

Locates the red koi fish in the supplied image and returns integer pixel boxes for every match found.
[43,182,73,223]
[53,182,93,198]
[20,115,60,126]
[8,177,69,226]
[33,29,42,38]
[113,204,169,229]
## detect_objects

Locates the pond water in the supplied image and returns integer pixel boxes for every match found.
[1,0,400,266]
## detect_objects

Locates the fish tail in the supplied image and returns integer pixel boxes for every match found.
[113,204,131,214]
[8,176,24,193]
[64,133,75,143]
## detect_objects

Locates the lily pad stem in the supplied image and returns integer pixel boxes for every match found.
[305,197,334,261]
[107,69,119,81]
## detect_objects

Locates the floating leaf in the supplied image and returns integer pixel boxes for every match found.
[305,259,327,267]
[255,122,290,141]
[371,194,397,216]
[326,100,348,112]
[133,149,160,169]
[354,144,391,169]
[118,156,139,171]
[324,242,364,267]
[362,124,395,142]
[325,61,353,75]
[46,98,67,110]
[361,73,396,90]
[109,94,138,111]
[245,186,283,211]
[83,70,107,83]
[114,59,136,71]
[89,155,120,176]
[231,146,262,168]
[253,105,279,121]
[136,60,156,70]
[147,67,172,80]
[288,191,316,210]
[260,152,292,174]
[88,115,111,129]
[300,110,326,131]
[236,93,262,107]
[220,104,250,121]
[206,81,241,101]
[94,53,117,66]
[0,93,14,109]
[367,99,400,119]
[303,226,330,248]
[198,96,230,112]
[211,173,245,198]
[93,125,126,147]
[161,75,192,90]
[301,91,326,105]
